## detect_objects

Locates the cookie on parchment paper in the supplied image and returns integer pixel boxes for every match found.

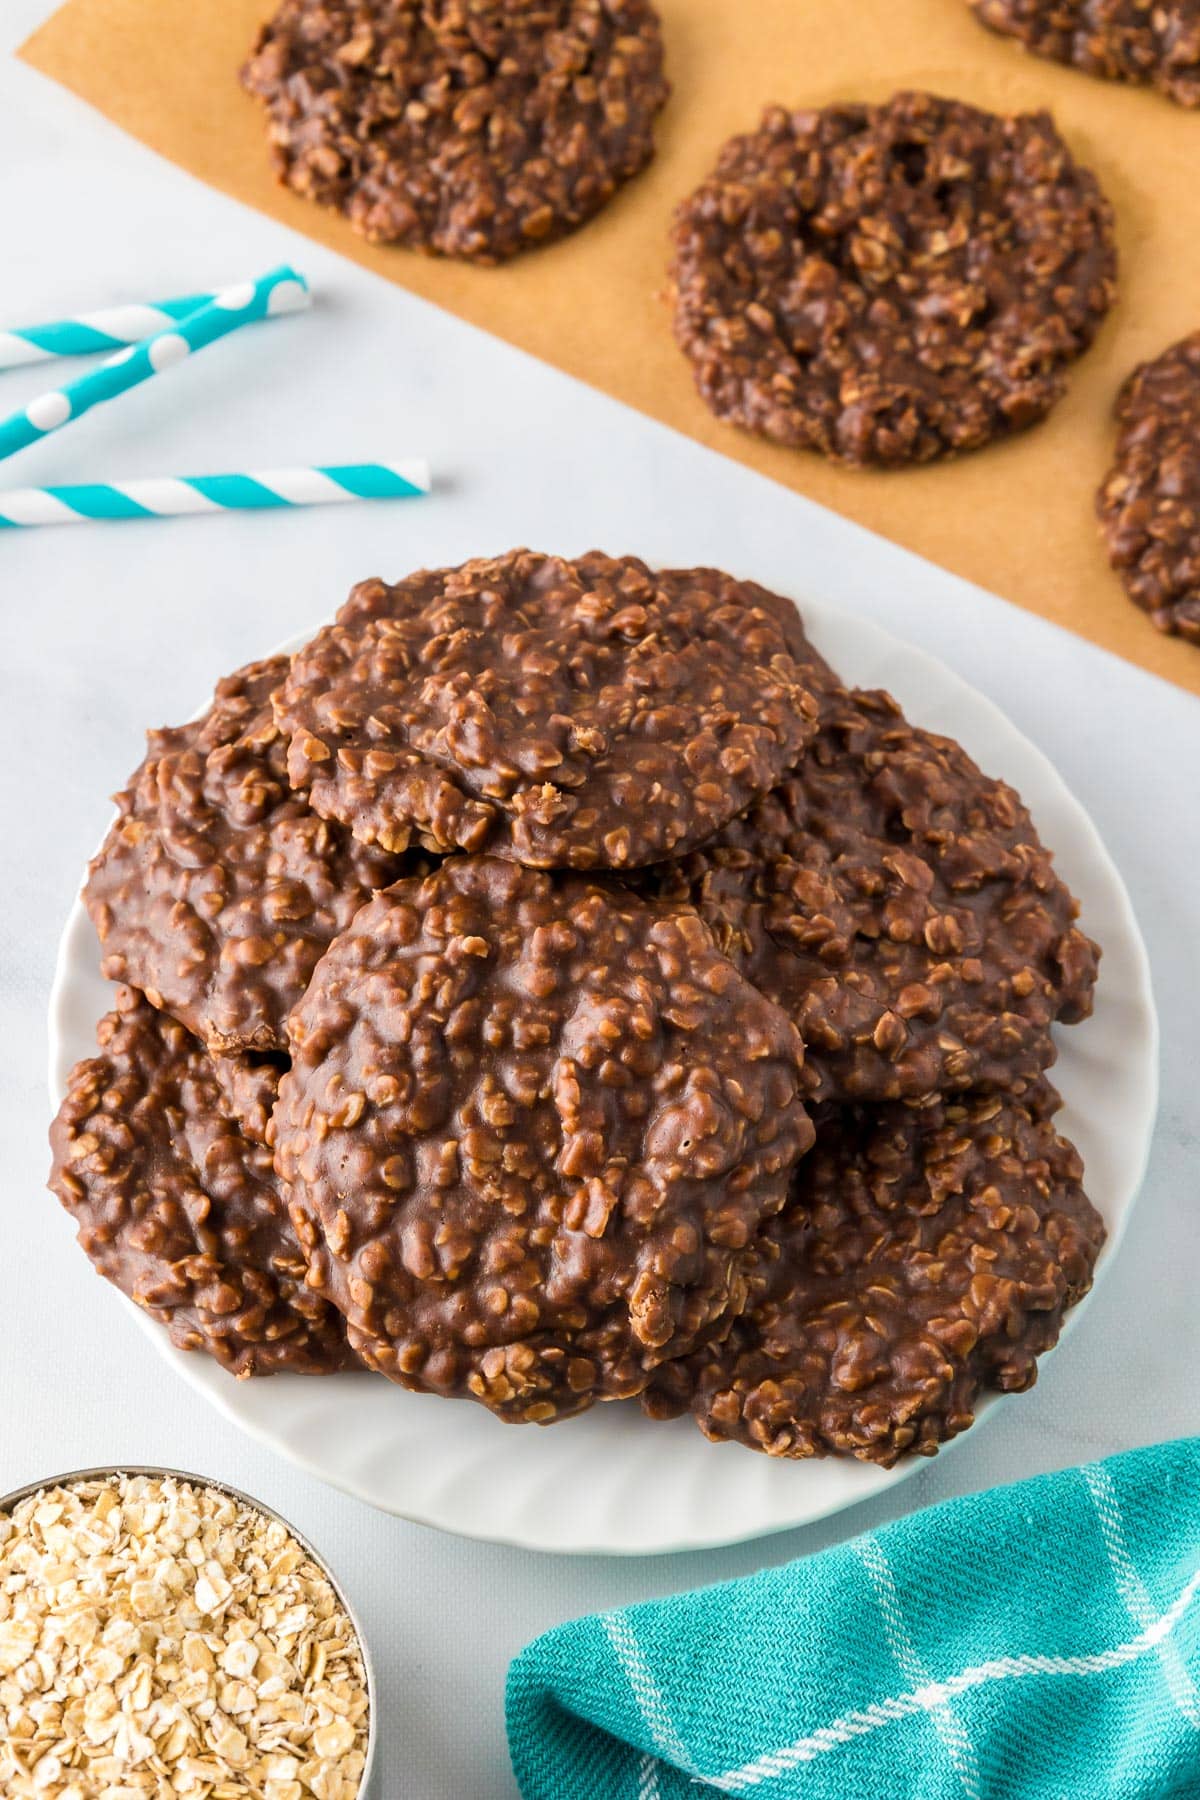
[241,0,668,263]
[670,91,1116,466]
[969,0,1200,110]
[1097,330,1200,644]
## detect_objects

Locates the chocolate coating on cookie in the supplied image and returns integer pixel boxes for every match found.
[275,551,819,870]
[1097,332,1200,643]
[211,1049,290,1145]
[84,656,402,1055]
[241,0,668,263]
[645,1084,1105,1464]
[272,857,813,1421]
[637,686,1098,1103]
[970,0,1200,109]
[48,989,351,1376]
[670,91,1116,466]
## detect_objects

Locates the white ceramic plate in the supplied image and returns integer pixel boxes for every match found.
[48,596,1158,1556]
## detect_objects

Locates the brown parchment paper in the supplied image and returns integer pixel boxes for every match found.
[20,0,1200,697]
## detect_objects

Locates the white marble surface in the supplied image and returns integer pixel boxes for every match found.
[2,9,1197,1796]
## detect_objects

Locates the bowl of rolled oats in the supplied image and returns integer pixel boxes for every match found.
[0,1466,374,1800]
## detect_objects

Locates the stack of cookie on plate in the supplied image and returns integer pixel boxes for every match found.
[49,550,1105,1466]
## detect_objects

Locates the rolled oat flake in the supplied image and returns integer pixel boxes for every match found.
[0,1472,369,1799]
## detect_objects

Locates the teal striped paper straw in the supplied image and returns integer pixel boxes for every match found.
[0,266,309,465]
[0,294,214,370]
[0,461,430,528]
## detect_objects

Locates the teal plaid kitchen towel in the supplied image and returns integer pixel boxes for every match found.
[506,1438,1200,1799]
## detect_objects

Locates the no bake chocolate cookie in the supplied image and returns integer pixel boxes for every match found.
[645,1083,1104,1464]
[274,551,819,870]
[84,656,401,1056]
[210,1048,290,1146]
[969,0,1200,109]
[272,857,813,1421]
[241,0,668,262]
[1097,331,1200,643]
[670,91,1116,465]
[48,988,352,1377]
[636,685,1098,1103]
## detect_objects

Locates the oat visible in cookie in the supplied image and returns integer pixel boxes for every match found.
[275,551,819,870]
[211,1048,290,1146]
[1097,331,1200,644]
[636,685,1098,1103]
[670,91,1116,466]
[84,656,402,1055]
[645,1083,1105,1465]
[241,0,668,263]
[272,857,813,1422]
[969,0,1200,109]
[48,988,351,1377]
